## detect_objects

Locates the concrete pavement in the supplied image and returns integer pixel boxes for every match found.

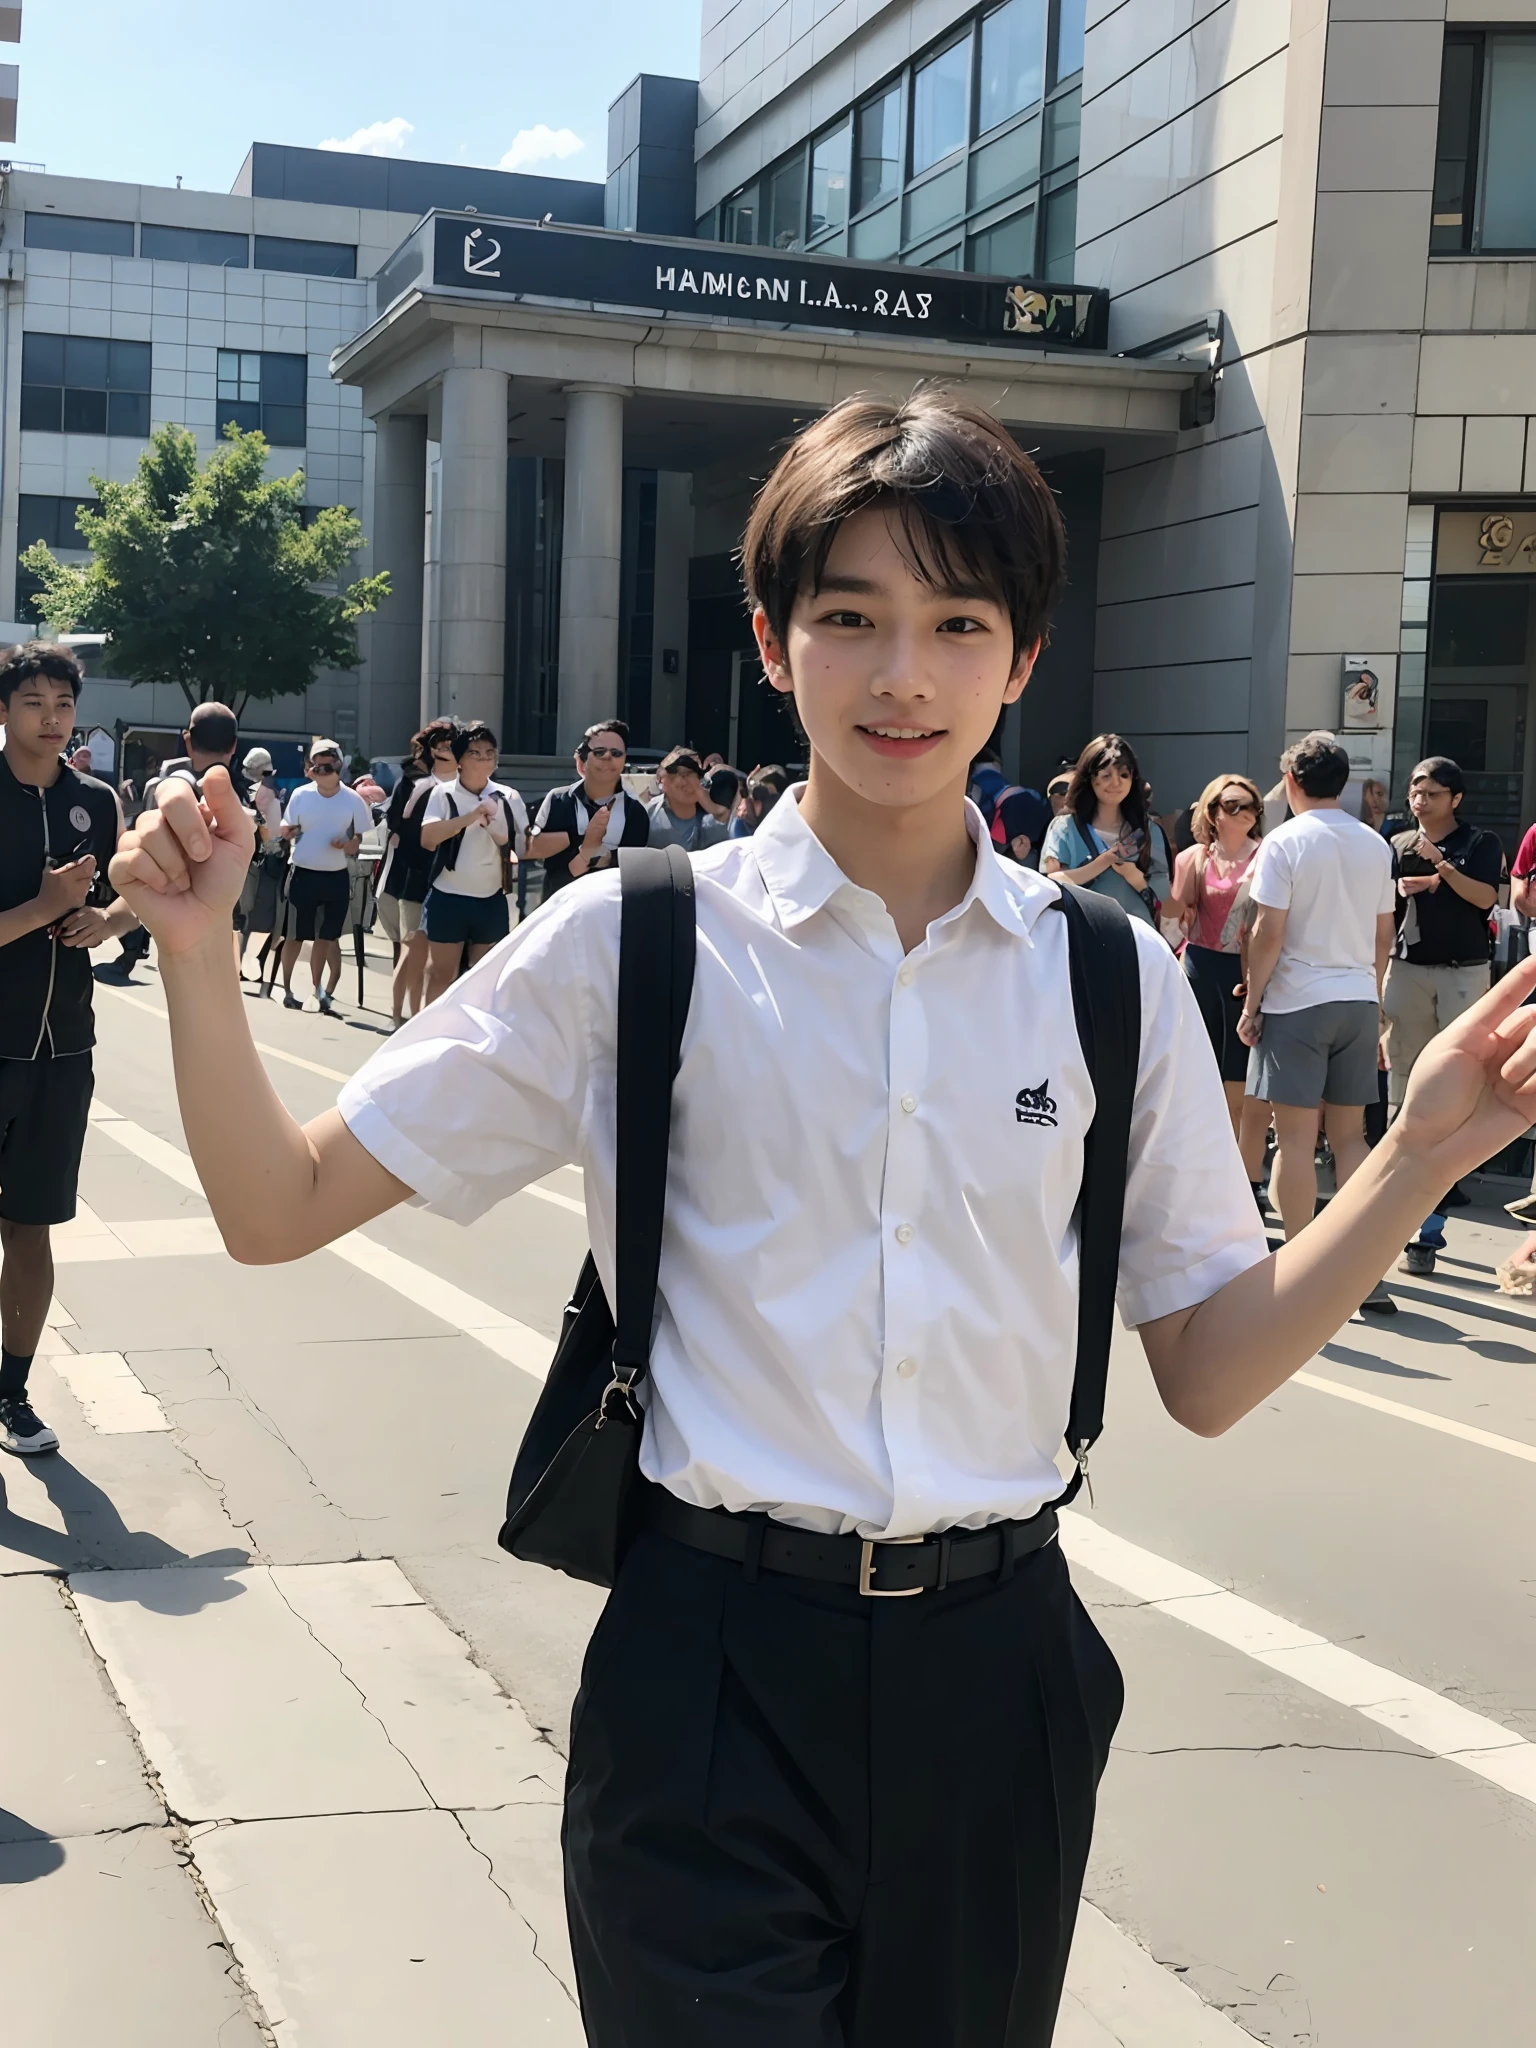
[4,944,1535,2043]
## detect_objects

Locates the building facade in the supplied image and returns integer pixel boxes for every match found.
[6,1,1536,827]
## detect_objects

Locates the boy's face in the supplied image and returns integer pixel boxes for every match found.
[755,506,1035,812]
[459,738,497,792]
[0,675,80,754]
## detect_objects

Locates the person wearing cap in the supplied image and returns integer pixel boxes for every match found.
[645,747,729,854]
[1238,731,1398,1308]
[1384,755,1501,1276]
[237,747,284,981]
[277,740,372,1013]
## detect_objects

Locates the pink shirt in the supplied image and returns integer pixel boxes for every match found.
[1175,841,1258,953]
[1513,825,1536,880]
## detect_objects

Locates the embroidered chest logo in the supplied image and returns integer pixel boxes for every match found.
[1015,1081,1058,1128]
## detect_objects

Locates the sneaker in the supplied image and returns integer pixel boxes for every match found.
[316,989,334,1015]
[282,992,303,1009]
[1399,1242,1437,1277]
[1359,1280,1397,1316]
[0,1394,59,1455]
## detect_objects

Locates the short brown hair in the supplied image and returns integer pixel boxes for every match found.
[1191,773,1264,846]
[1281,729,1350,800]
[740,389,1066,665]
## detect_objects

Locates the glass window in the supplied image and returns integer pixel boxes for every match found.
[855,85,902,213]
[721,184,758,244]
[907,236,963,269]
[912,36,972,175]
[17,495,97,549]
[850,199,901,261]
[1431,38,1480,253]
[979,0,1046,135]
[1044,86,1080,171]
[904,161,966,245]
[215,350,307,445]
[21,331,151,438]
[969,206,1038,275]
[140,223,250,268]
[1042,181,1078,279]
[695,207,718,241]
[766,149,806,249]
[809,121,851,238]
[969,114,1042,210]
[24,213,134,256]
[1482,37,1536,250]
[1052,0,1087,86]
[254,235,356,279]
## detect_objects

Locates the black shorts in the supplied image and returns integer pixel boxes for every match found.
[1183,943,1248,1084]
[422,887,510,948]
[0,1052,93,1226]
[284,866,350,943]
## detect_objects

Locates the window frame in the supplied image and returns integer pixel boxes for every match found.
[20,332,152,440]
[1432,30,1536,257]
[139,222,251,269]
[215,348,308,447]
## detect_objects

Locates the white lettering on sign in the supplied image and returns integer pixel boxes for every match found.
[463,228,502,278]
[704,271,728,294]
[656,266,674,288]
[643,260,941,322]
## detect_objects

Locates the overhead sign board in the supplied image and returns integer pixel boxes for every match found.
[429,214,1109,352]
[1437,509,1536,574]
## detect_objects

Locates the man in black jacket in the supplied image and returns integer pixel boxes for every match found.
[0,641,138,1453]
[526,720,649,898]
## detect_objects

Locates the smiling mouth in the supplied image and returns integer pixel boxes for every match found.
[856,724,946,752]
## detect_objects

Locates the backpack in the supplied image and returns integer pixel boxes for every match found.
[428,787,521,894]
[497,855,1142,1588]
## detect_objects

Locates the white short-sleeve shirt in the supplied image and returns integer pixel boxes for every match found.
[421,777,528,897]
[340,790,1268,1539]
[1247,807,1395,1012]
[283,784,374,872]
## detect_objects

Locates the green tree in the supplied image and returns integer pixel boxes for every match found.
[19,423,390,712]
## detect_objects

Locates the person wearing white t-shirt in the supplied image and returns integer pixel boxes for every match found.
[1239,731,1397,1292]
[418,721,528,1002]
[277,740,374,1013]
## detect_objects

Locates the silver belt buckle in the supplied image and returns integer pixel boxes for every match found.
[858,1533,926,1597]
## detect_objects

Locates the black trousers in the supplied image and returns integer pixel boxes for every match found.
[564,1519,1123,2048]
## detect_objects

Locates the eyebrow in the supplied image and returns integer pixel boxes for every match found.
[813,573,999,605]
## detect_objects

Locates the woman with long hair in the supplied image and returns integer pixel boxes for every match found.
[1170,774,1270,1197]
[378,719,458,1028]
[1041,732,1169,925]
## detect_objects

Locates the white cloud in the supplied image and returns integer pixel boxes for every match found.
[319,116,414,157]
[498,125,585,173]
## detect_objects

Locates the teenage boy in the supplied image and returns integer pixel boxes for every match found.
[111,394,1536,2048]
[278,739,372,1012]
[1384,755,1501,1275]
[418,721,528,1004]
[643,747,729,854]
[527,720,649,897]
[0,641,138,1454]
[1238,732,1397,1307]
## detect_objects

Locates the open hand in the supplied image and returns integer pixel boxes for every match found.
[58,903,116,948]
[1391,958,1536,1185]
[1237,1007,1263,1048]
[109,764,252,958]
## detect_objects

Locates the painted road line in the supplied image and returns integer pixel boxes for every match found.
[48,1351,172,1433]
[1060,1512,1536,1806]
[92,1101,553,1382]
[100,984,355,1084]
[1292,1368,1536,1466]
[523,1182,586,1216]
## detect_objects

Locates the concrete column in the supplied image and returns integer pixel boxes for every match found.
[557,384,626,753]
[367,412,428,753]
[438,365,508,729]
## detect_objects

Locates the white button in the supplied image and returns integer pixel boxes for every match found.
[898,963,914,986]
[900,1093,917,1114]
[896,1357,918,1380]
[895,1223,915,1245]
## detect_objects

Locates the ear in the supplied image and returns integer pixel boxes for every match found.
[753,604,794,697]
[1002,637,1041,708]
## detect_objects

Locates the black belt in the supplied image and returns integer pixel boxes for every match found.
[642,1485,1058,1597]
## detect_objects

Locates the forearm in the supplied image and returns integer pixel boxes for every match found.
[419,815,470,850]
[101,899,140,941]
[1046,856,1110,886]
[1147,1128,1440,1435]
[0,897,50,948]
[1242,926,1282,1011]
[526,831,570,861]
[1438,866,1497,910]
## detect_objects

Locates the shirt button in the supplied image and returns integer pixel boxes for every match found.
[895,1223,915,1245]
[896,1357,918,1379]
[898,962,914,986]
[900,1093,917,1114]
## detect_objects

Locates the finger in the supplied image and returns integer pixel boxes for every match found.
[1495,1010,1536,1090]
[110,841,183,896]
[155,775,213,861]
[199,764,251,848]
[1438,956,1536,1046]
[117,819,192,895]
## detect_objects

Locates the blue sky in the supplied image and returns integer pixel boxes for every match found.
[14,0,701,195]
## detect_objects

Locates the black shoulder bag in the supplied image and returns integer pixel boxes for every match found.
[498,859,1137,1587]
[498,845,696,1586]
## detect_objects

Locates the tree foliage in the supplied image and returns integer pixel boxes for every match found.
[19,423,390,710]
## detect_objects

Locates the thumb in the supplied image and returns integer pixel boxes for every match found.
[200,763,246,840]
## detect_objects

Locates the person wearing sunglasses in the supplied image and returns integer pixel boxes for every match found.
[527,720,650,899]
[277,740,372,1012]
[1170,775,1271,1203]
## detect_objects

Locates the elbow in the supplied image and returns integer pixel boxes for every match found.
[218,1219,305,1267]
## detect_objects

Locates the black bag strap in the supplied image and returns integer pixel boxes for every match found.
[1051,885,1141,1502]
[611,845,697,1392]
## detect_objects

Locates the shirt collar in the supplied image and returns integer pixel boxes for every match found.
[751,784,1058,943]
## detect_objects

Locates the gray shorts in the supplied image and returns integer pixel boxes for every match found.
[1246,999,1380,1108]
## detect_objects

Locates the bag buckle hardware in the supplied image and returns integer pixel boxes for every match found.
[596,1370,641,1430]
[858,1534,926,1597]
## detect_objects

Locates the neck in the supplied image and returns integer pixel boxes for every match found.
[668,795,698,819]
[1091,802,1123,833]
[1289,791,1339,814]
[798,756,975,953]
[1419,812,1454,842]
[584,774,617,803]
[3,738,63,787]
[1213,826,1251,857]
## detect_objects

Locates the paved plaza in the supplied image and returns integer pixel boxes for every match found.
[4,942,1536,2046]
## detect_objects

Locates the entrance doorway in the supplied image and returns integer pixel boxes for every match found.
[1425,575,1533,853]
